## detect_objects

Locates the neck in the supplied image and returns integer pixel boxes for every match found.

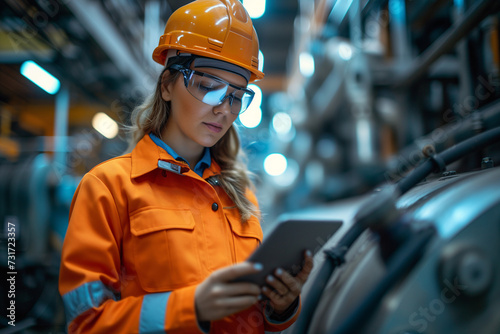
[159,131,204,168]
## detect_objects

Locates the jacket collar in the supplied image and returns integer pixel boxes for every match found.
[131,134,221,179]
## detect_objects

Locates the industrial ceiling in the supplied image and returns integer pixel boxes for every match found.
[0,0,298,137]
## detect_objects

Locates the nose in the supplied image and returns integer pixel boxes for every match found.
[213,95,233,115]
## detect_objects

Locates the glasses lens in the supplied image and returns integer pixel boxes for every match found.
[185,70,255,114]
[187,73,228,105]
[239,91,254,114]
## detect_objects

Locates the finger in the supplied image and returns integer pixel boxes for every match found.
[274,269,301,294]
[262,285,283,302]
[265,273,290,296]
[222,282,261,297]
[211,262,263,283]
[216,295,260,311]
[295,250,314,283]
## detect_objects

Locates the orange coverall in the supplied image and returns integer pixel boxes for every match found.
[59,134,300,333]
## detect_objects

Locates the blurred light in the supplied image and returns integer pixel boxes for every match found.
[20,60,60,95]
[239,84,263,128]
[338,42,353,60]
[248,84,262,108]
[272,112,292,135]
[271,159,299,188]
[243,0,266,19]
[264,153,287,176]
[356,118,373,162]
[239,106,262,128]
[389,0,406,23]
[92,112,119,139]
[258,50,264,72]
[330,0,355,24]
[299,52,315,77]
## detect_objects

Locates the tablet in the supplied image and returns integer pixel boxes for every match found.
[233,219,342,286]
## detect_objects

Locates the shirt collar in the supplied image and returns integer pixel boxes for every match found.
[130,134,218,179]
[149,133,211,177]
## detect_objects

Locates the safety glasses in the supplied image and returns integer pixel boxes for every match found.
[170,64,255,115]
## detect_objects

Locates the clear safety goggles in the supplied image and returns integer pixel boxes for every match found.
[170,64,255,115]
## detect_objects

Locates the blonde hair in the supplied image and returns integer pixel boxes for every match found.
[126,68,259,222]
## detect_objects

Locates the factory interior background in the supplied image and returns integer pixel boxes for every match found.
[1,0,500,333]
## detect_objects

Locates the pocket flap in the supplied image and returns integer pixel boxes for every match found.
[226,213,263,242]
[130,208,195,236]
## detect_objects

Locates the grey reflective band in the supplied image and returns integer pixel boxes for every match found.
[193,57,251,83]
[61,281,119,325]
[139,292,171,333]
[158,160,182,174]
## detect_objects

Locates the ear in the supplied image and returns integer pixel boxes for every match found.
[160,70,174,102]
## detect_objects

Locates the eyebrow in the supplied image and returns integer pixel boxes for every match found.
[193,70,250,91]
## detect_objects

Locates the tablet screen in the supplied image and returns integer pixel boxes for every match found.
[233,219,342,286]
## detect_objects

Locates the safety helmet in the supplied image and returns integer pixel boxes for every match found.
[152,0,264,82]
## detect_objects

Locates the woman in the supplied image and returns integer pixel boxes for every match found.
[59,0,313,333]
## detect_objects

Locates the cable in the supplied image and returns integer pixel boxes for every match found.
[329,227,435,334]
[397,126,500,194]
[291,126,500,333]
[290,223,365,334]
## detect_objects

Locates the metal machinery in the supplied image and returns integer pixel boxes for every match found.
[285,128,500,334]
[261,0,500,221]
[276,0,500,333]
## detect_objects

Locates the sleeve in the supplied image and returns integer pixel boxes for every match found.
[59,173,206,334]
[263,297,302,332]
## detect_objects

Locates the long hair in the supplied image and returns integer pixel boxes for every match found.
[125,68,259,222]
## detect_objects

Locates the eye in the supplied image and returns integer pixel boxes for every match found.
[198,80,225,92]
[232,90,246,102]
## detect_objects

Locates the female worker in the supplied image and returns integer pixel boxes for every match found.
[58,0,313,333]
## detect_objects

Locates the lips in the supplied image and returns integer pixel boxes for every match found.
[204,122,223,133]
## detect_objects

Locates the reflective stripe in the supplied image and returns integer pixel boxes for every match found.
[62,281,119,324]
[139,292,170,333]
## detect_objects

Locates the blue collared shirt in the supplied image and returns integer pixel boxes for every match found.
[149,133,211,177]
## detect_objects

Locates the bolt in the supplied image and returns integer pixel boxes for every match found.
[481,157,494,169]
[442,170,456,177]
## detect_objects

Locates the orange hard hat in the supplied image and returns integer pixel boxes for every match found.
[152,0,264,82]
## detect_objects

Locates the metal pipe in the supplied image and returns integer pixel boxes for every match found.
[393,0,500,89]
[54,86,69,173]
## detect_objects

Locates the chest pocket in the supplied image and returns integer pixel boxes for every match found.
[226,213,263,262]
[130,208,202,292]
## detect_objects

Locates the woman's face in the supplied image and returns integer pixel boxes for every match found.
[160,66,246,155]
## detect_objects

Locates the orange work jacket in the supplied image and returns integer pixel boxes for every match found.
[59,134,300,333]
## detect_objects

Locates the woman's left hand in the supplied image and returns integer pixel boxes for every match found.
[261,250,314,315]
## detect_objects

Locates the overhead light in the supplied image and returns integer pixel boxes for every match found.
[338,42,353,60]
[92,112,119,139]
[264,153,288,176]
[239,84,263,128]
[243,0,266,19]
[248,84,262,108]
[258,50,264,72]
[20,60,60,95]
[272,112,292,135]
[239,106,262,129]
[299,52,315,77]
[330,0,355,24]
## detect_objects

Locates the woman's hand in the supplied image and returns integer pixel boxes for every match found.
[262,250,314,315]
[195,262,263,322]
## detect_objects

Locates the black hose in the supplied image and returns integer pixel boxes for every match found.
[292,127,500,334]
[329,227,435,334]
[397,126,500,194]
[290,223,365,334]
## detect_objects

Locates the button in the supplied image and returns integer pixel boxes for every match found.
[211,203,219,211]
